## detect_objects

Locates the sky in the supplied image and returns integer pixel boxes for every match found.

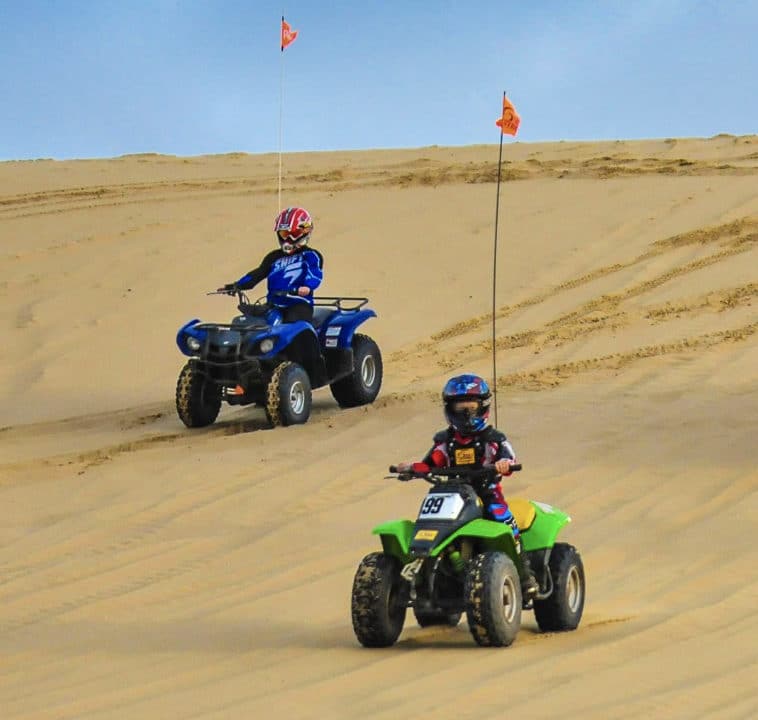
[1,0,756,160]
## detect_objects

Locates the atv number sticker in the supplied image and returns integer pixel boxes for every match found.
[417,493,465,521]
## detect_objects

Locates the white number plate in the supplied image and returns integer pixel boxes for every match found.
[417,493,464,520]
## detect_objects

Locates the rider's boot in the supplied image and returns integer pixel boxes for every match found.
[492,502,540,599]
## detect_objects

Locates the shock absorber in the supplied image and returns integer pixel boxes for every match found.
[448,548,465,573]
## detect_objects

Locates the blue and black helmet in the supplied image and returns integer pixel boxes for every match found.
[442,374,492,433]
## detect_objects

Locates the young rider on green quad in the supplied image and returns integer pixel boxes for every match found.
[396,373,540,599]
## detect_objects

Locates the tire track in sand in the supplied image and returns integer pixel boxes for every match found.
[392,216,757,362]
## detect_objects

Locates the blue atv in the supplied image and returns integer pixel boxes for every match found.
[175,290,382,428]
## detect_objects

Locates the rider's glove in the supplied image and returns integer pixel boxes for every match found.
[394,461,430,480]
[494,459,514,476]
[219,283,238,295]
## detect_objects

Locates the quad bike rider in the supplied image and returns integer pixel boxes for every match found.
[175,208,382,427]
[218,206,323,323]
[395,374,539,599]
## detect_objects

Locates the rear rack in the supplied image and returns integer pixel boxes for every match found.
[311,296,369,312]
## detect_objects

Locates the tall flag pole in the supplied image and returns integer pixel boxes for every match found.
[491,92,521,426]
[278,16,299,211]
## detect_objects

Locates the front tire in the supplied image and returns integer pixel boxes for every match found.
[533,543,585,632]
[330,333,383,408]
[351,552,408,647]
[265,361,312,427]
[464,552,522,647]
[176,361,222,428]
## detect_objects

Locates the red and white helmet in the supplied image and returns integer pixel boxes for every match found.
[274,207,313,253]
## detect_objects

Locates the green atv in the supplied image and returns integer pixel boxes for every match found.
[351,464,585,648]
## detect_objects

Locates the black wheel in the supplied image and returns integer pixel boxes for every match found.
[533,543,585,632]
[330,333,383,408]
[265,361,312,427]
[413,608,462,628]
[351,552,408,648]
[464,552,522,647]
[175,361,222,428]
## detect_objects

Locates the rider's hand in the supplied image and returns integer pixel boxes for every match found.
[219,283,238,295]
[395,461,430,479]
[296,286,311,297]
[495,459,515,476]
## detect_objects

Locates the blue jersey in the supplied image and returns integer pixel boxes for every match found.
[237,247,323,307]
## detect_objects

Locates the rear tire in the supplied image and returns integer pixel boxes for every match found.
[351,552,408,647]
[464,552,522,647]
[330,333,383,408]
[175,361,222,428]
[265,361,312,427]
[533,543,585,632]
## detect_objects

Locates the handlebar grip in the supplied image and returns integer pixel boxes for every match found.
[389,465,398,473]
[510,463,522,472]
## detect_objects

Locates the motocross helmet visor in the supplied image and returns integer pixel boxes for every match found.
[444,398,490,434]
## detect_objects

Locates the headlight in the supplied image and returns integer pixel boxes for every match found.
[187,336,201,351]
[259,338,275,353]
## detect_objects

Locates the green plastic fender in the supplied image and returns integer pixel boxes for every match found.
[371,501,571,563]
[521,501,571,551]
[430,519,520,564]
[372,520,415,563]
[374,518,520,565]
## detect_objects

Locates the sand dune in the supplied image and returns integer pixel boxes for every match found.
[1,136,757,719]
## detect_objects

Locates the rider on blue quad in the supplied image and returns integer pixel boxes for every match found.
[218,207,323,323]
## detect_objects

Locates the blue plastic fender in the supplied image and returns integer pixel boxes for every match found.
[176,318,204,356]
[320,309,377,349]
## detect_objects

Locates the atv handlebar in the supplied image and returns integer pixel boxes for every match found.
[208,289,370,312]
[207,288,299,297]
[388,463,522,483]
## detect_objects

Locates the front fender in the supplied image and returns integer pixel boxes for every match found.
[176,319,205,356]
[431,518,519,563]
[372,519,415,563]
[321,309,376,348]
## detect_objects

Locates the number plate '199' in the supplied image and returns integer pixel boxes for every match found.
[417,493,465,520]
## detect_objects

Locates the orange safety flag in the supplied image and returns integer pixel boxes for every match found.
[281,17,298,51]
[495,95,520,136]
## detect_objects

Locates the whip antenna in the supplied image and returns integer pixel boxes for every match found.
[491,117,505,426]
[491,91,521,426]
[278,15,299,211]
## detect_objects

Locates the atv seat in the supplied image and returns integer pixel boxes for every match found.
[312,306,337,329]
[505,497,536,532]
